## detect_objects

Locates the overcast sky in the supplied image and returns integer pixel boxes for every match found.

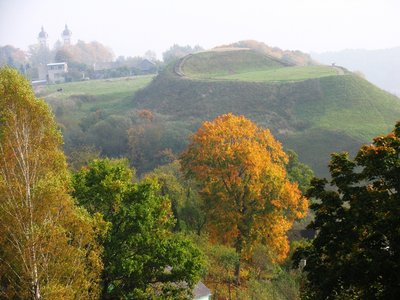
[0,0,399,59]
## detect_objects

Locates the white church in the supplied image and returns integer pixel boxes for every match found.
[37,25,71,83]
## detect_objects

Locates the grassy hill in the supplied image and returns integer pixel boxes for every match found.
[39,49,400,177]
[216,66,340,82]
[182,50,340,82]
[39,75,153,122]
[181,49,287,79]
[133,50,400,176]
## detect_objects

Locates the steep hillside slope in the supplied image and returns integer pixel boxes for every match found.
[134,50,400,176]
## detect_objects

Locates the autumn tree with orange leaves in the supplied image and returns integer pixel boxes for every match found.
[181,114,308,284]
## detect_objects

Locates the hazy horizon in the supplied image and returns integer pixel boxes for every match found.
[1,0,399,59]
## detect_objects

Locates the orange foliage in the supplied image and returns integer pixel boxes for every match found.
[181,114,308,265]
[137,109,154,122]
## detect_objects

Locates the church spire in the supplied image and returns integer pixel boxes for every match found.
[62,24,72,45]
[38,26,48,47]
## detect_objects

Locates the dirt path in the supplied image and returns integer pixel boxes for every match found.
[174,54,192,77]
[333,66,345,75]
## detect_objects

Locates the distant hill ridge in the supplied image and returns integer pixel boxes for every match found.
[178,49,288,79]
[171,46,345,86]
[215,40,318,66]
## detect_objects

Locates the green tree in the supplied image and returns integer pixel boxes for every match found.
[194,238,239,300]
[294,122,400,299]
[127,118,190,175]
[55,41,114,66]
[72,158,134,219]
[0,68,103,299]
[286,149,314,194]
[54,48,72,63]
[144,161,207,234]
[144,161,186,231]
[179,186,207,235]
[162,44,203,64]
[67,145,101,172]
[0,45,27,68]
[87,115,132,157]
[72,159,204,299]
[181,114,308,284]
[28,44,53,66]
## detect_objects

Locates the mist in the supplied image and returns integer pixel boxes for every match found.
[1,0,399,58]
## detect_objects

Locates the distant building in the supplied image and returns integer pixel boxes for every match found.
[37,25,72,47]
[137,58,157,72]
[47,62,68,83]
[193,281,212,300]
[38,26,48,48]
[33,26,72,83]
[62,24,72,45]
[37,64,47,81]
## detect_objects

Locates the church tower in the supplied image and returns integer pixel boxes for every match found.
[38,26,48,47]
[62,24,72,45]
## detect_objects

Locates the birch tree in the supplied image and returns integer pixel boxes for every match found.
[0,68,103,299]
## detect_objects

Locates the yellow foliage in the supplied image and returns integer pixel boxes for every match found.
[0,68,102,299]
[181,113,308,267]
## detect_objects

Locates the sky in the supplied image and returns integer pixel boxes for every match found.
[0,0,399,59]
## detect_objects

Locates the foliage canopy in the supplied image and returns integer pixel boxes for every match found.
[181,114,308,283]
[294,121,400,299]
[72,158,204,299]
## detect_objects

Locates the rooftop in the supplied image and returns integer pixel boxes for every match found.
[47,62,67,66]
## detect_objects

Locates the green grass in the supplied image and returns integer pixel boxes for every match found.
[42,76,154,122]
[283,128,364,176]
[216,66,340,82]
[292,75,400,141]
[182,50,286,79]
[182,50,339,82]
[44,75,153,98]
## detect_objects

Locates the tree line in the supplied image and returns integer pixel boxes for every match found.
[0,43,204,82]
